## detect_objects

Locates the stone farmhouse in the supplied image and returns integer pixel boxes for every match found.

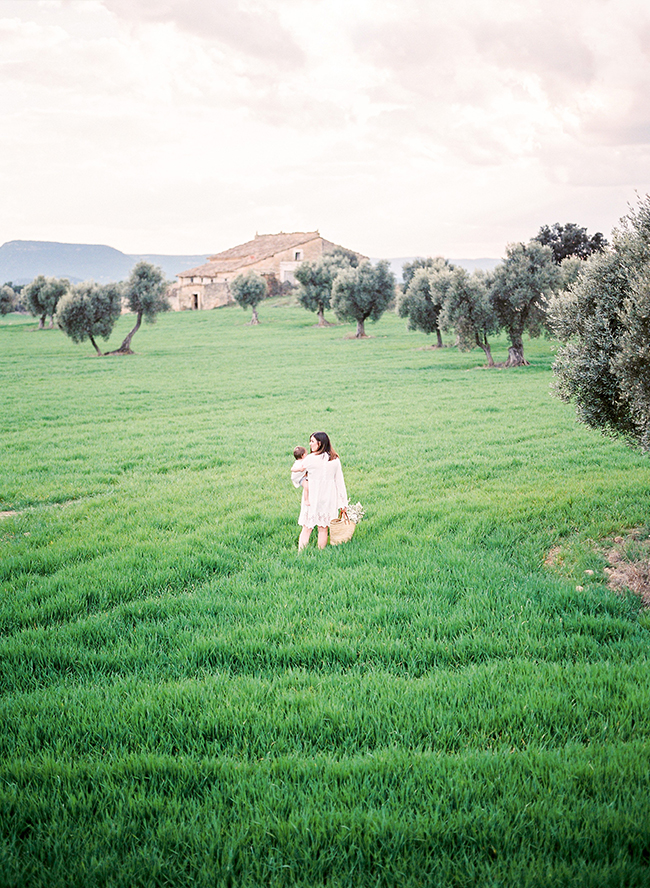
[171,231,366,311]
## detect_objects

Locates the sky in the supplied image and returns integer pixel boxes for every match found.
[1,0,649,259]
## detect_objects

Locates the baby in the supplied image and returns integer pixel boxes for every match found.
[291,445,309,505]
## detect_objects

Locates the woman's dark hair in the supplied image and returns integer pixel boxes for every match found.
[311,431,338,461]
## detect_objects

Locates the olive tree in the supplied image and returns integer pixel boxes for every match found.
[559,256,584,291]
[397,259,454,347]
[440,268,499,366]
[402,257,445,290]
[108,262,170,354]
[490,241,560,366]
[55,281,123,355]
[23,275,69,328]
[0,284,16,315]
[295,260,336,327]
[231,271,267,325]
[550,196,650,450]
[330,261,396,338]
[295,248,359,327]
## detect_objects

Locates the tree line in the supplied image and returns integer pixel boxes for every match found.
[1,224,602,360]
[395,223,606,367]
[282,222,603,367]
[3,205,650,451]
[0,262,170,355]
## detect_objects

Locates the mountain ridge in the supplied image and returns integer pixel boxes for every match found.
[0,240,500,286]
[0,240,211,285]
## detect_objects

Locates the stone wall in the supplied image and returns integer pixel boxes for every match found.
[176,280,233,310]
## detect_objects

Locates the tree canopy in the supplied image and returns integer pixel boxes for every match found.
[109,262,170,354]
[402,257,446,291]
[326,247,361,269]
[440,268,498,366]
[397,259,454,347]
[231,271,267,325]
[533,222,607,264]
[0,284,16,316]
[295,260,337,327]
[295,248,359,326]
[23,275,69,328]
[55,281,123,355]
[490,241,560,366]
[331,261,396,338]
[550,195,650,450]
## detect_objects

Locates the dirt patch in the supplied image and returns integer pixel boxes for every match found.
[602,530,650,608]
[545,528,650,608]
[0,500,83,521]
[544,546,562,568]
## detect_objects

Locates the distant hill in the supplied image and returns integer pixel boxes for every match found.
[376,257,500,282]
[0,240,500,287]
[0,240,210,285]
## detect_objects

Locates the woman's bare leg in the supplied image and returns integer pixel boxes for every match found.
[298,526,312,550]
[317,525,328,549]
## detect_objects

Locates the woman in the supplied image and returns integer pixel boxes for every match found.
[292,431,348,550]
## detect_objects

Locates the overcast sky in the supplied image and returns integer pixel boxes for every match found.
[1,0,649,258]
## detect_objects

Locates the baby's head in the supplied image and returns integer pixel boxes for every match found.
[293,445,306,460]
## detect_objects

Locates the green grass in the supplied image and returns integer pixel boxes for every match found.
[1,304,650,887]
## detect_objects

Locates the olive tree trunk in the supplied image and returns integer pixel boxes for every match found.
[107,311,142,355]
[89,334,103,356]
[316,304,332,327]
[481,344,495,367]
[355,319,367,338]
[505,344,529,367]
[476,333,495,367]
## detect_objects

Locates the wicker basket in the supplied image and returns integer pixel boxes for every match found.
[329,516,355,545]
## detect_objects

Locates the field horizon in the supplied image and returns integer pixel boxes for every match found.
[1,303,649,887]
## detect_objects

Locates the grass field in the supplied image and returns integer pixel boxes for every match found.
[1,302,650,887]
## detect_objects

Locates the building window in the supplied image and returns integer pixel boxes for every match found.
[294,251,303,261]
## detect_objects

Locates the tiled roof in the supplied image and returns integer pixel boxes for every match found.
[177,258,246,277]
[209,231,320,262]
[178,231,321,278]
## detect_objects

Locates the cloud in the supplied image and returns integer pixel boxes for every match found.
[101,0,304,68]
[0,0,649,256]
[347,0,650,179]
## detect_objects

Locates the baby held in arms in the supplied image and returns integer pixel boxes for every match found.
[291,445,309,505]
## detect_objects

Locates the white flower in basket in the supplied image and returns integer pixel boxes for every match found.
[345,501,366,524]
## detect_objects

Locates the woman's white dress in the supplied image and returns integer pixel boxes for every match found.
[297,453,348,528]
